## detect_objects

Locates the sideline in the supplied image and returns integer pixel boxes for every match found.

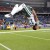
[0,43,11,50]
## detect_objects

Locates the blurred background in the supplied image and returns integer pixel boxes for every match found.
[0,0,50,30]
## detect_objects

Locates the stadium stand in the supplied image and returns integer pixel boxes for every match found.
[0,0,50,30]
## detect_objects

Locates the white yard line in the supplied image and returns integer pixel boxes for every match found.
[0,29,50,41]
[15,34,50,41]
[12,30,34,32]
[0,30,34,34]
[0,43,11,50]
[0,32,11,33]
[0,29,50,34]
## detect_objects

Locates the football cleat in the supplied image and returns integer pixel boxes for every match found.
[5,14,12,18]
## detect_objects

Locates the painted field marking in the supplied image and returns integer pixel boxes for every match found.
[0,29,50,41]
[0,29,50,34]
[0,30,34,34]
[15,34,50,41]
[0,43,11,50]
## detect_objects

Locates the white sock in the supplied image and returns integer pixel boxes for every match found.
[11,4,19,15]
[11,4,24,15]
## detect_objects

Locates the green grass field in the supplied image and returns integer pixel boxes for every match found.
[0,28,50,50]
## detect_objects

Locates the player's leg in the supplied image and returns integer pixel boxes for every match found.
[11,4,24,15]
[5,4,19,18]
[5,4,24,18]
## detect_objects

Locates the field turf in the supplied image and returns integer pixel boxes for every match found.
[0,28,50,50]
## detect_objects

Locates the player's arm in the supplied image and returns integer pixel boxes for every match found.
[32,9,38,22]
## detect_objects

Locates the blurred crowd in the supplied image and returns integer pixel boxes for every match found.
[0,15,30,30]
[38,15,50,24]
[0,6,50,30]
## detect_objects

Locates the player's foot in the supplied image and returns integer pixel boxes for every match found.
[5,14,12,18]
